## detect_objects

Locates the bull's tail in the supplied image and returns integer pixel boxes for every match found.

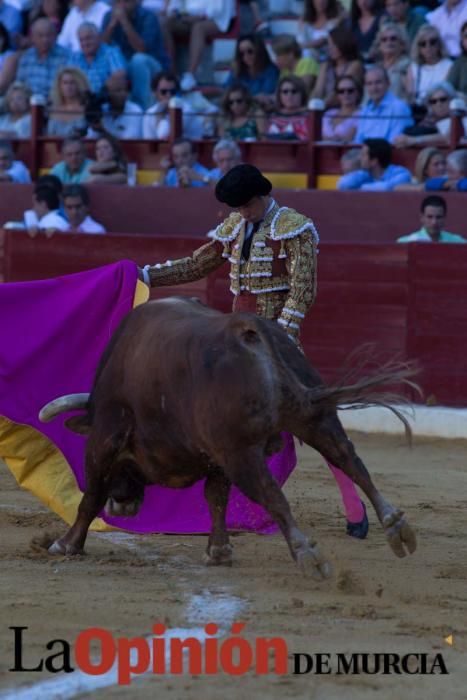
[305,356,421,441]
[39,393,90,423]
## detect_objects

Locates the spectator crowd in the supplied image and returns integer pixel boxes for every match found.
[0,0,466,231]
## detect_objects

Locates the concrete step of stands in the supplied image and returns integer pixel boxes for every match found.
[269,17,300,35]
[269,0,303,15]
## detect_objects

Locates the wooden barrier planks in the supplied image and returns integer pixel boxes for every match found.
[2,231,467,407]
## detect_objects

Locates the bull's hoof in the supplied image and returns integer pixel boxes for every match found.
[383,509,417,558]
[203,544,233,567]
[105,497,141,518]
[295,544,332,580]
[48,540,84,556]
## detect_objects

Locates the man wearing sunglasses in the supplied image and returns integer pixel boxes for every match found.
[143,71,218,140]
[140,164,370,539]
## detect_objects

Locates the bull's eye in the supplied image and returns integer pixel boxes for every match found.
[242,329,259,343]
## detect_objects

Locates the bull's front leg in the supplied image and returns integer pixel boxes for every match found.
[49,442,111,556]
[203,468,233,566]
[222,447,331,579]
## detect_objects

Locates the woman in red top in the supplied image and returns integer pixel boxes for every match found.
[266,76,310,141]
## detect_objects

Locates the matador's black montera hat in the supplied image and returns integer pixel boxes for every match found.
[215,164,272,207]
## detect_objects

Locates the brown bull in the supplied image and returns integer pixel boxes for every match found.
[39,297,417,579]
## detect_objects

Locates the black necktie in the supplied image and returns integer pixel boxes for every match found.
[241,220,261,261]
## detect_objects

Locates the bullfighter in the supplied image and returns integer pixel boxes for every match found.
[141,164,369,538]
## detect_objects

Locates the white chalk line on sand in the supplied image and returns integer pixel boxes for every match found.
[0,531,247,700]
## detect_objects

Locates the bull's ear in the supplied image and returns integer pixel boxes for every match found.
[64,416,91,435]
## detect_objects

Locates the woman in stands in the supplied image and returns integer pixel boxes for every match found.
[224,34,279,109]
[405,25,452,105]
[265,76,309,141]
[47,67,90,138]
[394,81,462,149]
[297,0,347,63]
[0,82,31,139]
[87,133,128,185]
[0,22,18,95]
[348,0,385,62]
[272,35,319,96]
[218,83,266,140]
[311,24,364,107]
[447,22,467,96]
[370,22,410,100]
[321,75,362,142]
[395,147,446,190]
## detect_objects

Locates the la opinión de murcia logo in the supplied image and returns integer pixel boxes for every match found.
[9,625,449,684]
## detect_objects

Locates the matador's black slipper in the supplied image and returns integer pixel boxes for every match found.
[346,502,369,539]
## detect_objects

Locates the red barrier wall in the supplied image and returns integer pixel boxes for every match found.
[1,184,467,241]
[3,230,467,407]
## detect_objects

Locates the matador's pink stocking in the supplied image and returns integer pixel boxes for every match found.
[326,460,366,524]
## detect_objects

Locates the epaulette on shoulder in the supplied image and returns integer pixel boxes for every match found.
[210,212,244,243]
[269,207,319,244]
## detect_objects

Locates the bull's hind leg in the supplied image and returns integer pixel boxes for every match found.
[203,468,233,566]
[296,412,416,558]
[222,448,331,579]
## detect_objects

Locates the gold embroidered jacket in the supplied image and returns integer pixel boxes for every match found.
[147,201,318,341]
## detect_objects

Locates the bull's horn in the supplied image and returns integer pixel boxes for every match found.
[39,393,90,423]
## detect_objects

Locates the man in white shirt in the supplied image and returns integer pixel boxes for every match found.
[29,185,69,234]
[58,0,110,52]
[427,0,467,58]
[96,72,143,139]
[63,184,106,234]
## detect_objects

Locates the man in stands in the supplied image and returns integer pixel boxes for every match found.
[51,137,93,184]
[62,184,106,234]
[16,19,70,100]
[96,72,143,139]
[209,139,242,181]
[397,195,466,242]
[141,164,369,539]
[338,138,411,191]
[70,22,127,94]
[101,0,169,109]
[142,71,218,140]
[58,0,110,52]
[162,137,211,187]
[355,66,412,144]
[0,139,30,182]
[27,185,69,235]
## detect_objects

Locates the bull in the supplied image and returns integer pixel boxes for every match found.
[39,297,417,579]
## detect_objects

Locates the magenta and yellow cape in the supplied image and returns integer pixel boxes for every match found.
[0,261,296,534]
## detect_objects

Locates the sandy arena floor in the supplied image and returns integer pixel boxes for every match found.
[0,432,466,699]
